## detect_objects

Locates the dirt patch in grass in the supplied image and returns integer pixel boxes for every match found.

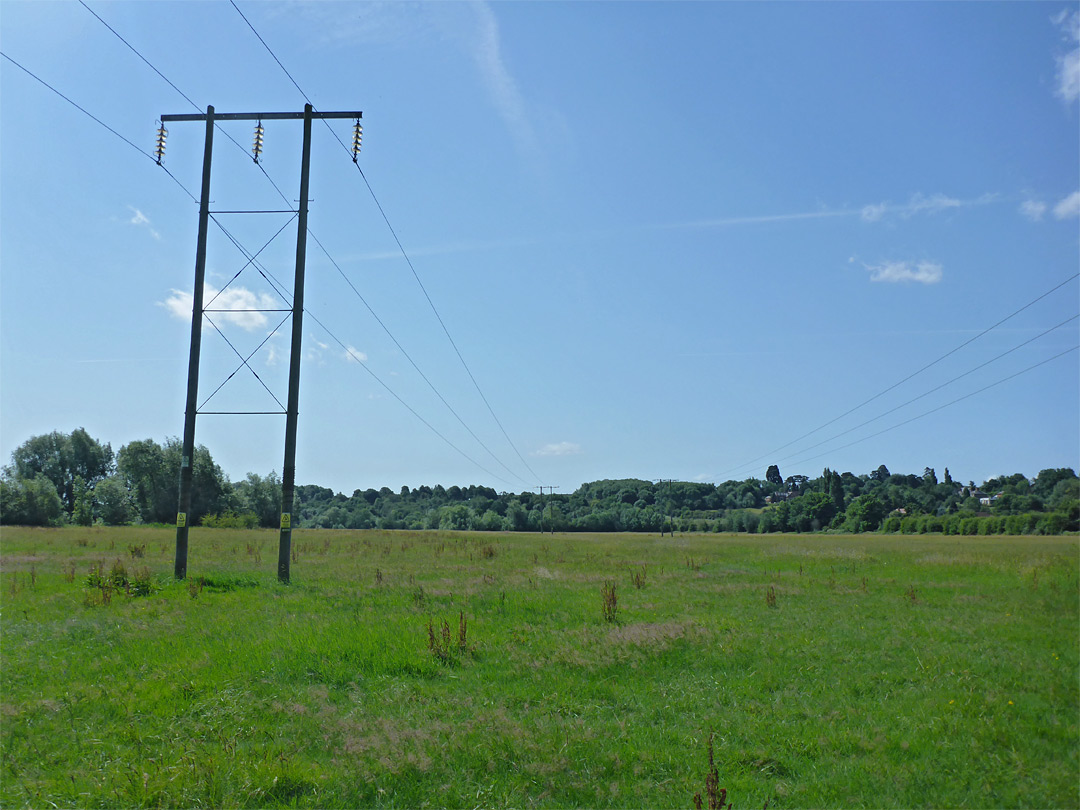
[606,620,696,649]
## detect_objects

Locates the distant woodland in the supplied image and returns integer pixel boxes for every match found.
[2,429,1077,535]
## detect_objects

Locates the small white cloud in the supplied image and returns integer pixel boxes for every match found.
[1053,190,1080,219]
[1053,10,1080,103]
[865,260,943,285]
[128,206,160,239]
[159,285,278,330]
[1019,199,1048,221]
[343,346,367,363]
[533,441,582,457]
[861,202,887,222]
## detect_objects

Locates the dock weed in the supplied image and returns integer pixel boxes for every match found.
[601,580,619,623]
[765,585,777,608]
[693,733,732,810]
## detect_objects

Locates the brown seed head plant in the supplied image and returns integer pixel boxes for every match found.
[601,581,619,623]
[692,733,731,810]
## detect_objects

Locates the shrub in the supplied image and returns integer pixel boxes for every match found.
[202,511,259,529]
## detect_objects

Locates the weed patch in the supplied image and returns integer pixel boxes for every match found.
[427,611,470,664]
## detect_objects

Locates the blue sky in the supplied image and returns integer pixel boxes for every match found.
[2,1,1078,495]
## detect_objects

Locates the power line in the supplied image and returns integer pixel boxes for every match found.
[227,0,544,486]
[79,0,200,110]
[715,272,1080,481]
[304,310,516,487]
[2,51,153,163]
[791,345,1079,469]
[306,232,535,487]
[78,0,293,204]
[773,313,1080,468]
[0,50,201,205]
[208,215,518,487]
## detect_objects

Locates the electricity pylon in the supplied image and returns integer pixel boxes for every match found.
[160,104,361,583]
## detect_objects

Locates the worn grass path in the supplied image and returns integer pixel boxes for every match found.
[1,527,1077,808]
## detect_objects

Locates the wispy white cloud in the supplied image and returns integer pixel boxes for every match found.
[468,2,541,165]
[160,285,279,331]
[1053,9,1080,103]
[901,192,964,217]
[128,206,160,239]
[1019,199,1048,221]
[860,202,887,222]
[533,441,582,457]
[665,209,850,230]
[860,192,995,223]
[1053,190,1080,219]
[864,260,943,285]
[672,192,994,232]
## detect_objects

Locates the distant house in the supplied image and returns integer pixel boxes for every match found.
[765,491,797,504]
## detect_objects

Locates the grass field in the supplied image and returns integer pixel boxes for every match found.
[1,526,1076,808]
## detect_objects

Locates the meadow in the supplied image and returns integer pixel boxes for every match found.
[1,526,1076,809]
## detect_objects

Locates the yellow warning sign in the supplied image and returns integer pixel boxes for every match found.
[176,512,187,528]
[280,513,291,530]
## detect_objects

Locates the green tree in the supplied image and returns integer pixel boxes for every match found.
[72,476,94,526]
[843,494,887,532]
[504,500,528,531]
[829,472,846,514]
[0,472,65,526]
[116,438,230,525]
[870,464,890,482]
[233,471,281,528]
[95,476,134,525]
[11,428,113,514]
[117,439,173,524]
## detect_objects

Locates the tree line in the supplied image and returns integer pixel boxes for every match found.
[1,428,1076,535]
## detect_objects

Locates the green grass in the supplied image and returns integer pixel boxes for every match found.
[1,526,1077,808]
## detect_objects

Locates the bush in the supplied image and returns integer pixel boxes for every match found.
[0,474,65,526]
[201,511,259,529]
